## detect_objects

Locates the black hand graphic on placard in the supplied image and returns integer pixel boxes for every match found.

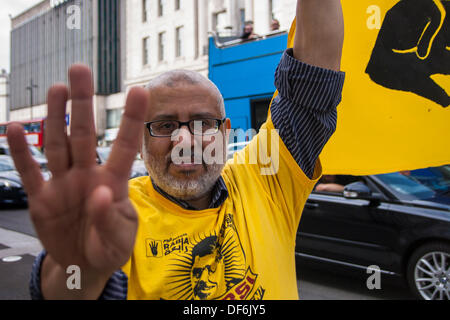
[366,0,450,107]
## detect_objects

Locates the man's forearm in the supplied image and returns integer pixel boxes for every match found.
[294,0,344,71]
[40,254,111,300]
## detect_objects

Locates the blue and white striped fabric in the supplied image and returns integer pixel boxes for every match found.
[271,48,345,179]
[29,250,45,300]
[98,270,128,300]
[29,48,345,300]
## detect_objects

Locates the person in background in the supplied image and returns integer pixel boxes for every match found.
[241,21,259,40]
[315,175,364,193]
[315,175,346,193]
[271,19,281,31]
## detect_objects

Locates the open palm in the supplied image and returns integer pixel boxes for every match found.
[7,65,148,275]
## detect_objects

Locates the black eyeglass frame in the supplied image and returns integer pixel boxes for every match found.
[145,118,227,137]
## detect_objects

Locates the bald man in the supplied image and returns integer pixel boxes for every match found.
[8,0,345,300]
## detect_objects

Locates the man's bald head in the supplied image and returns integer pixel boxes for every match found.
[141,69,230,204]
[145,69,225,118]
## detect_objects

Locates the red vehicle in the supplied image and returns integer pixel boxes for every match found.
[0,119,45,149]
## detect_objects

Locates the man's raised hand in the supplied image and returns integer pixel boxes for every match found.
[6,64,148,298]
[294,0,344,71]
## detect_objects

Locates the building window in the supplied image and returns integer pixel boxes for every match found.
[175,26,184,57]
[158,32,166,61]
[143,0,149,22]
[98,0,121,95]
[251,98,272,133]
[240,8,246,31]
[143,37,150,66]
[213,11,227,33]
[158,0,165,16]
[106,109,124,129]
[270,0,281,20]
[175,0,180,10]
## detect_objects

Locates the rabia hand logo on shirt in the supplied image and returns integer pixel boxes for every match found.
[150,241,159,257]
[366,0,450,107]
[145,239,163,258]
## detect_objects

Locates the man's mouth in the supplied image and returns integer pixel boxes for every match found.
[170,155,203,167]
[171,162,202,170]
[169,156,204,173]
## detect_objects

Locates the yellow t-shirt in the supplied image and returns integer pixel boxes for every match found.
[122,115,322,300]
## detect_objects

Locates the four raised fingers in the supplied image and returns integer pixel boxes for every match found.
[6,64,146,199]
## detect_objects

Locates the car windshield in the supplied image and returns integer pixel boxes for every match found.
[0,145,45,159]
[28,145,46,159]
[0,158,15,171]
[376,165,450,201]
[227,142,249,159]
[97,147,111,162]
[408,165,450,196]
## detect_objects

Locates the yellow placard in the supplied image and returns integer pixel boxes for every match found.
[281,0,450,175]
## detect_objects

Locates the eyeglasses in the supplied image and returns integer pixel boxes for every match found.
[145,118,226,137]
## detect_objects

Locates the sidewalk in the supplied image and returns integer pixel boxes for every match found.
[0,227,43,299]
[0,227,42,259]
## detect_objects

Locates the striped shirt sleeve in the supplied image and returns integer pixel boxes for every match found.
[271,48,345,179]
[29,250,128,300]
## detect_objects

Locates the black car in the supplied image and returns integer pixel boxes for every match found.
[296,165,450,300]
[0,143,48,170]
[96,146,148,179]
[0,155,51,207]
[0,156,28,206]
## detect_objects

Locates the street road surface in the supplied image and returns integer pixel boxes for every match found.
[296,262,414,300]
[0,208,41,299]
[0,208,415,300]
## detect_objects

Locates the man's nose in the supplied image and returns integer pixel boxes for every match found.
[173,125,194,146]
[172,125,205,153]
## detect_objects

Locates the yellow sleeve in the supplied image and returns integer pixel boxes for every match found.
[224,111,322,236]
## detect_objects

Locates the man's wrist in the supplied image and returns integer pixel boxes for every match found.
[41,254,113,300]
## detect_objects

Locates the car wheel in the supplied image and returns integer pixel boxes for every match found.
[407,242,450,300]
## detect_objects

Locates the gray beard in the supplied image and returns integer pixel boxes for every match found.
[145,153,225,201]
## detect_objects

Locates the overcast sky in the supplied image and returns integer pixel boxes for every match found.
[0,0,43,72]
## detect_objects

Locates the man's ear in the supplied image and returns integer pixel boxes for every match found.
[225,118,231,142]
[225,118,231,130]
